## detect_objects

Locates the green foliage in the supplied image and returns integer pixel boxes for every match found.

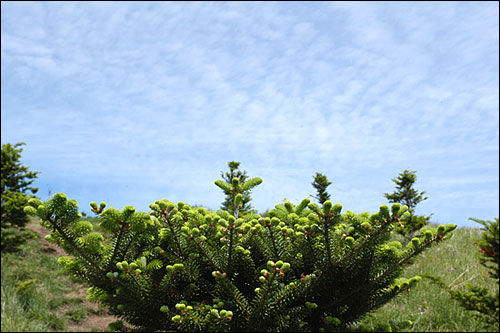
[216,161,261,215]
[25,177,456,332]
[311,172,332,205]
[470,217,499,280]
[1,142,40,251]
[424,217,499,328]
[384,170,430,239]
[1,225,38,252]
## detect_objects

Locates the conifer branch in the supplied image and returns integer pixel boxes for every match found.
[48,216,104,274]
[106,223,128,271]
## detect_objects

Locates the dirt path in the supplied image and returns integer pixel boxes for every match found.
[25,220,129,332]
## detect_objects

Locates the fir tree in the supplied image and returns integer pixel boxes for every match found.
[218,161,255,215]
[1,142,39,251]
[25,173,457,332]
[384,170,430,238]
[311,172,332,204]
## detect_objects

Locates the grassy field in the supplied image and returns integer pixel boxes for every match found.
[358,227,498,332]
[1,219,498,332]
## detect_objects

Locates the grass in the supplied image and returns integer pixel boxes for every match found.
[1,219,105,332]
[357,227,499,332]
[2,219,498,332]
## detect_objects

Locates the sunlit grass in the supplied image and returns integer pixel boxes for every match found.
[357,227,499,332]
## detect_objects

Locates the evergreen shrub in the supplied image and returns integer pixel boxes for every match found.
[1,142,39,251]
[24,176,456,332]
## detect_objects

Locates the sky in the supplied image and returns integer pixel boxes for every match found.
[1,1,498,228]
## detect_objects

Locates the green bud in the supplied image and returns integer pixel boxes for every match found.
[36,205,47,217]
[116,262,123,270]
[267,260,275,270]
[117,304,124,311]
[211,309,219,317]
[220,309,227,316]
[437,225,445,234]
[99,202,106,209]
[411,238,420,247]
[167,265,174,273]
[28,198,42,208]
[391,203,401,216]
[254,287,261,293]
[446,224,457,232]
[281,262,291,272]
[181,226,190,234]
[106,272,113,279]
[401,211,411,220]
[175,303,186,310]
[275,260,284,268]
[160,305,169,312]
[171,315,181,322]
[226,310,233,318]
[333,203,342,214]
[271,217,280,226]
[177,201,185,210]
[23,206,37,216]
[191,228,200,237]
[305,302,317,309]
[232,177,240,187]
[424,230,433,240]
[323,200,332,213]
[259,276,266,283]
[379,205,390,218]
[235,193,243,206]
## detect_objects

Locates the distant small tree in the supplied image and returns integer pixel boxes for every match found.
[311,172,332,205]
[1,142,39,251]
[384,170,431,238]
[217,161,256,215]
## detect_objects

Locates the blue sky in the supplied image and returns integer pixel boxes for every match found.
[1,1,498,228]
